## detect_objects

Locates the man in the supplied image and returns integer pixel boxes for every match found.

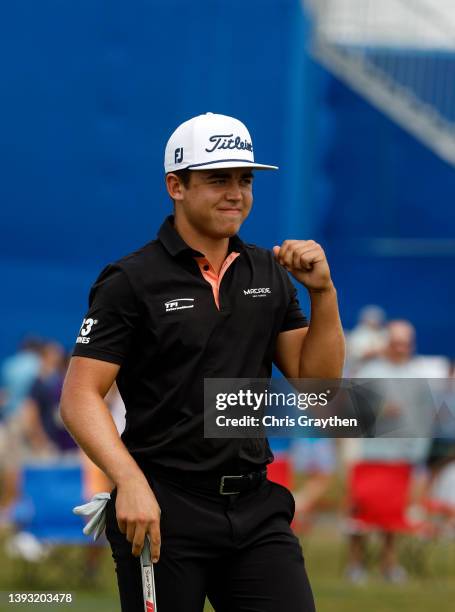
[346,320,431,584]
[346,305,387,375]
[0,337,42,518]
[60,112,344,611]
[22,342,77,455]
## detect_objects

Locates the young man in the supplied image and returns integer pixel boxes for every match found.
[60,112,344,611]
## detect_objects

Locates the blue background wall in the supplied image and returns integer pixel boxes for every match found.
[1,0,454,360]
[307,62,455,357]
[0,0,309,357]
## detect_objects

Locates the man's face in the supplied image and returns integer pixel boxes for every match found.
[174,168,254,239]
[386,324,415,363]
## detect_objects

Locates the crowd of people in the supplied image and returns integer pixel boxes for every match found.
[278,308,455,582]
[0,338,125,519]
[0,338,76,517]
[0,308,454,583]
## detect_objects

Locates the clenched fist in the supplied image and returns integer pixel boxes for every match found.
[273,240,333,292]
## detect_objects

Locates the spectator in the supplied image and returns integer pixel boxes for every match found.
[290,438,336,532]
[346,305,387,375]
[0,337,42,517]
[425,361,455,515]
[22,342,77,456]
[345,320,432,583]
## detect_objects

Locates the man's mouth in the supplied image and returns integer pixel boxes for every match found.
[217,208,242,215]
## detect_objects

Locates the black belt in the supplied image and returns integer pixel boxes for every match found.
[145,465,267,496]
[218,470,267,495]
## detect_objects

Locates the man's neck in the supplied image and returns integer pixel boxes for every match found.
[174,217,230,274]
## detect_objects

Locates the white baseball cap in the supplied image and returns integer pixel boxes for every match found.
[164,112,278,173]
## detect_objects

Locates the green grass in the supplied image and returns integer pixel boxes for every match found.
[304,522,455,612]
[1,522,454,612]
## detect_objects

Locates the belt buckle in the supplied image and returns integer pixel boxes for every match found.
[219,475,243,495]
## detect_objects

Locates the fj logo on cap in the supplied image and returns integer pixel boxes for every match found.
[174,148,184,164]
[205,134,253,154]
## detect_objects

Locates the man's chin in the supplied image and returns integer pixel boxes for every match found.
[215,224,241,239]
[210,218,243,238]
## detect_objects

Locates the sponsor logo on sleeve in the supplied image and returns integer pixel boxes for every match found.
[76,318,98,344]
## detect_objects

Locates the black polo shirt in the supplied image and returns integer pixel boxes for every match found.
[73,216,308,473]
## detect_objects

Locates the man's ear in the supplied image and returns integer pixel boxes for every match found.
[165,173,185,201]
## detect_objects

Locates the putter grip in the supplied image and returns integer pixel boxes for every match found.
[141,535,157,612]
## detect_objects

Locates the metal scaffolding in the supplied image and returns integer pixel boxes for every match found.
[307,0,455,166]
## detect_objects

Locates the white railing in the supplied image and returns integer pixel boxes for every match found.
[307,0,455,166]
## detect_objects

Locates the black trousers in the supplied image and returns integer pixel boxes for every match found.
[105,472,316,612]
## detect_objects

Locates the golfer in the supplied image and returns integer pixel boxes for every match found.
[60,112,345,611]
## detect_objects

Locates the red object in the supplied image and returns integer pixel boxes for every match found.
[267,454,293,490]
[348,462,414,532]
[424,497,455,517]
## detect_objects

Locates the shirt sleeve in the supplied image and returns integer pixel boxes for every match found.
[72,264,140,365]
[280,273,308,332]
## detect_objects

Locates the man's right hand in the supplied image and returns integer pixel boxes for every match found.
[115,474,161,562]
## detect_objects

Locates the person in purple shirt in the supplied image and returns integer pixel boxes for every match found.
[23,342,77,454]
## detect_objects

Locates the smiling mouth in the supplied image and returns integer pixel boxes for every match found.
[217,208,242,214]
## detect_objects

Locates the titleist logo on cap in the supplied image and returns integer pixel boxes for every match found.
[164,112,278,172]
[205,134,253,154]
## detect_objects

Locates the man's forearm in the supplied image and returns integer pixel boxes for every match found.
[60,390,145,487]
[299,284,345,378]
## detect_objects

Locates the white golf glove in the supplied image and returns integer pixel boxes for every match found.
[73,492,111,541]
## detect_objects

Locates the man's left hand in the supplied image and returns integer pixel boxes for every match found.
[273,240,333,292]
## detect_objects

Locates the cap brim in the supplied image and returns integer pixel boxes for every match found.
[186,160,278,171]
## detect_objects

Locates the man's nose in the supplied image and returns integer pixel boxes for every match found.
[225,181,242,201]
